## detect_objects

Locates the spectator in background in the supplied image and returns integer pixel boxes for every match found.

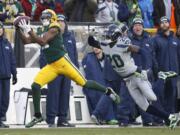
[64,0,97,22]
[152,0,171,26]
[173,0,180,26]
[54,2,64,14]
[0,0,24,23]
[152,16,180,114]
[21,0,63,21]
[95,0,119,23]
[0,21,17,128]
[137,0,154,28]
[116,0,130,23]
[38,14,78,127]
[152,0,179,28]
[82,46,120,125]
[20,0,37,20]
[55,0,65,6]
[117,0,141,26]
[176,24,180,39]
[176,24,180,112]
[129,18,157,126]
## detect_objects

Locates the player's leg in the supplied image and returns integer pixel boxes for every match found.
[139,72,179,128]
[140,81,180,129]
[60,55,120,103]
[0,80,8,128]
[26,65,58,128]
[46,76,62,126]
[57,77,73,127]
[126,78,150,112]
[1,79,10,123]
[137,79,157,102]
[126,76,180,129]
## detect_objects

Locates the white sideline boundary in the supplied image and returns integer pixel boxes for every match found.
[5,124,180,129]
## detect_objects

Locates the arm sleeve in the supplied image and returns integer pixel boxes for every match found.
[88,35,102,49]
[88,35,110,50]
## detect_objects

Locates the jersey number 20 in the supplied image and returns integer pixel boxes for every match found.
[106,54,124,68]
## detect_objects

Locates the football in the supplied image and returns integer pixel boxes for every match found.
[13,16,31,27]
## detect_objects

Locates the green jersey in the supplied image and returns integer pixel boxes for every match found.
[37,23,67,63]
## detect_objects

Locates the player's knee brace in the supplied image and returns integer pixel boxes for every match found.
[31,82,41,91]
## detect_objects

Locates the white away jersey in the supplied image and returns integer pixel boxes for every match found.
[101,36,137,77]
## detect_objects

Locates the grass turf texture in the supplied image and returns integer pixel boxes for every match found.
[0,128,180,135]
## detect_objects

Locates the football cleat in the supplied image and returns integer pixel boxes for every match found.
[107,119,118,125]
[0,121,9,128]
[91,115,102,125]
[169,114,180,130]
[57,121,75,127]
[106,87,120,104]
[25,116,44,128]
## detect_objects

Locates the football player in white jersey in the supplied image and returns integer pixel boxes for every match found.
[88,23,180,129]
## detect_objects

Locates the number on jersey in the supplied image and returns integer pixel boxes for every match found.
[106,54,124,68]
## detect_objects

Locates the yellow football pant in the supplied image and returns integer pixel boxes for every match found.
[34,54,87,87]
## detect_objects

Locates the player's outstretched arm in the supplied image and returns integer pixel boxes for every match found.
[18,19,59,46]
[28,27,58,46]
[88,35,101,49]
[88,35,110,50]
[19,29,33,45]
[127,45,140,53]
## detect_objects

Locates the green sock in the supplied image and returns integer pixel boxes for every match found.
[84,80,107,92]
[31,83,41,117]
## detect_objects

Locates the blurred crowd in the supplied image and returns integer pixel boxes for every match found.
[0,0,180,28]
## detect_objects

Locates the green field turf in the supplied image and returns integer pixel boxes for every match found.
[0,128,180,135]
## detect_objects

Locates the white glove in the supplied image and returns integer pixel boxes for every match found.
[141,70,148,80]
[134,70,148,80]
[18,19,31,34]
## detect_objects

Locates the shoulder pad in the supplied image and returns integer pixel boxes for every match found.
[49,22,61,30]
[118,37,131,45]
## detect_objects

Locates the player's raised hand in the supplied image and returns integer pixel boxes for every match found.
[18,19,31,34]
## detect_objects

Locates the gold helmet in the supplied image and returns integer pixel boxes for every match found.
[40,9,58,23]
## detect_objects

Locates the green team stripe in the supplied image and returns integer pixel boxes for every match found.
[64,54,87,81]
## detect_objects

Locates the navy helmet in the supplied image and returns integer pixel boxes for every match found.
[106,23,128,41]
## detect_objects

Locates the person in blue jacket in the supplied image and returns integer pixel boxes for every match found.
[117,0,142,26]
[152,16,180,114]
[176,24,180,112]
[129,17,157,126]
[82,47,120,125]
[0,21,17,128]
[39,14,79,127]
